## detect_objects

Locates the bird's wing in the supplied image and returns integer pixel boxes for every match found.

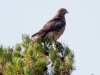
[31,17,65,42]
[42,17,65,32]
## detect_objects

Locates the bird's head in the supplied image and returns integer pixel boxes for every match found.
[56,8,68,17]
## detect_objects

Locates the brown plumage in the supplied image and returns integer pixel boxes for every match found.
[31,8,68,43]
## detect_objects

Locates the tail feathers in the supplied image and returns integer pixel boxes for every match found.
[31,31,46,43]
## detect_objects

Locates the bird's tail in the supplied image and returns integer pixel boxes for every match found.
[31,30,46,43]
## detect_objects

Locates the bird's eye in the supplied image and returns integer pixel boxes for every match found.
[63,11,66,14]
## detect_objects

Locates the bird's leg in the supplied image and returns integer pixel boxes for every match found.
[52,38,64,60]
[43,39,49,56]
[52,37,63,49]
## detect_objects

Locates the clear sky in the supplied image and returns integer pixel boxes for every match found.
[0,0,100,75]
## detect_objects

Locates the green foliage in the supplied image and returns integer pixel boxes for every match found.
[0,34,75,75]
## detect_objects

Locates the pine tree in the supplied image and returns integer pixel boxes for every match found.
[0,34,75,75]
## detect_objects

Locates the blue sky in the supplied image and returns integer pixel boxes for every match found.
[0,0,100,75]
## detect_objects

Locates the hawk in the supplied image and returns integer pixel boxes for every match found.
[31,8,68,43]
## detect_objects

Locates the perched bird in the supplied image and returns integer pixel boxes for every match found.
[31,8,68,43]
